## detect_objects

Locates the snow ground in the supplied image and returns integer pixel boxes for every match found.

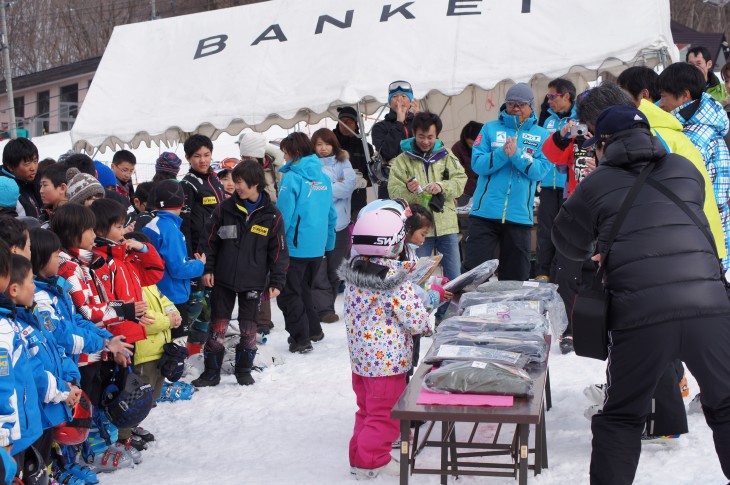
[99,296,726,485]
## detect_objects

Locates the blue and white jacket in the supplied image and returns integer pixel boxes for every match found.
[470,109,552,225]
[539,105,576,189]
[320,154,356,232]
[0,295,19,448]
[0,296,43,454]
[277,154,337,258]
[15,305,78,430]
[143,210,205,304]
[34,276,112,363]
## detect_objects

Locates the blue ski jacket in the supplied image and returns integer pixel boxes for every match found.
[539,105,576,189]
[470,109,552,225]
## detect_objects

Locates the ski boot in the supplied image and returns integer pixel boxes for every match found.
[234,345,257,386]
[191,349,224,387]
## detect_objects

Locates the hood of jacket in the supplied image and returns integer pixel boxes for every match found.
[399,138,447,164]
[674,92,730,136]
[279,153,326,182]
[600,128,668,170]
[639,98,683,133]
[498,108,539,131]
[337,257,412,292]
[0,293,15,318]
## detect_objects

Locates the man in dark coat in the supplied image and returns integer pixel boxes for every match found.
[552,105,730,484]
[371,80,419,199]
[334,107,372,221]
[0,138,40,218]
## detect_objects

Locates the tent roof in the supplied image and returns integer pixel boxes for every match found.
[71,0,678,152]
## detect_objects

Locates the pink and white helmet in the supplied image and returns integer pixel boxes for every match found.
[352,209,406,258]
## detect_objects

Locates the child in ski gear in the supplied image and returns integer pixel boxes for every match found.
[339,207,430,478]
[1,138,41,219]
[65,168,105,207]
[276,132,337,353]
[142,180,206,339]
[130,181,156,231]
[0,240,20,460]
[0,216,31,259]
[196,161,288,386]
[37,163,68,222]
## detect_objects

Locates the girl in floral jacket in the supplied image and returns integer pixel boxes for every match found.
[338,208,430,480]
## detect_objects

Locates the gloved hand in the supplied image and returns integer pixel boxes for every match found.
[354,170,368,189]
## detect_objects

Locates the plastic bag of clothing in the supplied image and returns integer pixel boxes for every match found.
[442,259,499,293]
[460,283,569,335]
[429,331,548,363]
[463,301,545,319]
[424,361,534,397]
[423,344,530,368]
[438,310,549,335]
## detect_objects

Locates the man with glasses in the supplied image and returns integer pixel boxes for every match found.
[110,149,137,203]
[535,78,577,284]
[372,80,420,198]
[463,83,552,281]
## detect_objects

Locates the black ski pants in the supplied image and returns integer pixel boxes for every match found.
[277,257,323,346]
[463,216,531,281]
[535,187,563,278]
[590,315,730,484]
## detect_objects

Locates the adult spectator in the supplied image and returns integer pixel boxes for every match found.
[686,46,728,102]
[534,78,576,283]
[153,152,183,183]
[0,138,40,218]
[372,80,420,198]
[451,121,482,207]
[238,132,278,204]
[388,111,467,286]
[657,62,730,270]
[463,83,552,281]
[334,106,372,220]
[110,149,136,202]
[552,104,730,485]
[276,132,336,354]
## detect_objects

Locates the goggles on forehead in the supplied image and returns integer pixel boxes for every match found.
[219,158,240,169]
[388,80,413,93]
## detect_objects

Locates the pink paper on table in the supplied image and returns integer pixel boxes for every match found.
[416,388,513,407]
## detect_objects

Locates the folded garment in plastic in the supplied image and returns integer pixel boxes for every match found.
[424,361,534,397]
[460,283,568,336]
[442,259,499,293]
[428,331,548,364]
[424,344,530,367]
[438,311,549,335]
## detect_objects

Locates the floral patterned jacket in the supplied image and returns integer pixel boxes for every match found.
[338,257,431,377]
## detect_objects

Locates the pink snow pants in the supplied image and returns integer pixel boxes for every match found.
[349,372,407,469]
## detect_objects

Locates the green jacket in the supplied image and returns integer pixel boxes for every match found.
[134,285,175,365]
[639,99,726,259]
[707,75,728,103]
[388,138,467,236]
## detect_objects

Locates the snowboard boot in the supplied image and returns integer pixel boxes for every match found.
[191,349,224,387]
[234,346,256,386]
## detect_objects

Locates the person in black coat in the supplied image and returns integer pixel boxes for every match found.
[334,107,372,221]
[1,138,41,218]
[371,81,419,199]
[552,105,730,484]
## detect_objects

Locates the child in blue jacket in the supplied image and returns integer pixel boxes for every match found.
[0,240,19,465]
[142,180,206,338]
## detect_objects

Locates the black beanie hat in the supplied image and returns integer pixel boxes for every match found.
[153,180,184,210]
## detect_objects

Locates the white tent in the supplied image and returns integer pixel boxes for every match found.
[71,0,678,152]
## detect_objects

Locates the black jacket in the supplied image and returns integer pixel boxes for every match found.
[552,129,730,331]
[200,192,288,293]
[371,110,414,163]
[180,168,226,255]
[334,122,373,186]
[1,169,40,218]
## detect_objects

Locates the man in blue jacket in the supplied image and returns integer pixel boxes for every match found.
[464,83,552,281]
[276,133,336,354]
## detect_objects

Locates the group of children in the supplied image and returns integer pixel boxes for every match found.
[0,121,457,482]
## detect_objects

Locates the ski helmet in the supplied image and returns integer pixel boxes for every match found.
[53,390,93,446]
[357,198,411,221]
[22,446,48,485]
[352,209,406,257]
[101,366,154,429]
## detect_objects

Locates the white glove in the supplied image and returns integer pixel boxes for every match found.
[354,170,368,189]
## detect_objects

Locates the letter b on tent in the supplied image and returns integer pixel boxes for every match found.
[194,35,228,59]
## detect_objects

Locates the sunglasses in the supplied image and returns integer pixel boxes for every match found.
[546,92,565,100]
[388,80,412,93]
[506,101,529,110]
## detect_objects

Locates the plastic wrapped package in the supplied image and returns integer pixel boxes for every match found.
[460,282,569,335]
[424,361,534,397]
[442,259,499,293]
[429,331,548,363]
[423,344,530,368]
[437,310,549,335]
[476,280,526,292]
[463,301,545,318]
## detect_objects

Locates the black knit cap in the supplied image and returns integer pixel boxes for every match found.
[153,180,184,210]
